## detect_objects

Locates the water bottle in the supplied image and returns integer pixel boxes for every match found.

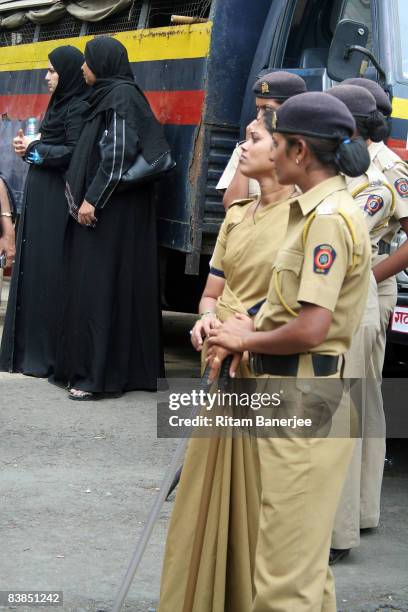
[25,117,38,141]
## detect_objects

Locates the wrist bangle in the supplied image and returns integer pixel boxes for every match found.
[200,311,215,319]
[0,212,12,217]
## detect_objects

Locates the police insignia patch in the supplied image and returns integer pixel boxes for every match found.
[364,194,384,216]
[313,244,336,275]
[394,177,408,198]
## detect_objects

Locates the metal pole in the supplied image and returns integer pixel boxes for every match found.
[111,360,231,611]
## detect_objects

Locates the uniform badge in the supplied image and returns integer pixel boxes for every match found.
[394,177,408,197]
[313,244,336,275]
[364,194,384,216]
[261,81,269,94]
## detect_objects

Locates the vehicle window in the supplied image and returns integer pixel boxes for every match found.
[340,0,372,50]
[397,0,408,79]
[146,0,212,28]
[283,0,346,68]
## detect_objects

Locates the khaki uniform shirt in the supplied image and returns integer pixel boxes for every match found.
[211,196,290,321]
[346,161,394,262]
[370,140,408,242]
[255,176,371,356]
[216,146,261,198]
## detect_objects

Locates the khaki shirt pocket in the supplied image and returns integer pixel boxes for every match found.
[271,249,304,312]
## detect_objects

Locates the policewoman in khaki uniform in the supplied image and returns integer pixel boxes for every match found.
[216,71,306,209]
[326,84,394,561]
[209,92,372,612]
[158,112,297,612]
[346,78,408,359]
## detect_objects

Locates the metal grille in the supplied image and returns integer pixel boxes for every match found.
[87,1,143,35]
[0,21,36,47]
[38,15,82,41]
[147,0,212,28]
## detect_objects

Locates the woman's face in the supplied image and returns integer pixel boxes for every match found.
[82,62,97,86]
[45,61,59,94]
[255,97,280,121]
[270,132,299,185]
[239,119,275,179]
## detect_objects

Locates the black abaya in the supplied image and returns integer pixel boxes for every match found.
[0,46,88,376]
[1,164,68,375]
[51,37,166,394]
[54,188,163,393]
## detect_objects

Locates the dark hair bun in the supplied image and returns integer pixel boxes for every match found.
[334,137,370,177]
[356,110,389,142]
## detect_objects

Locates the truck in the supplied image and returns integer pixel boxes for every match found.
[0,0,407,321]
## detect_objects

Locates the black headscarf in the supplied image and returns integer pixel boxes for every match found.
[40,45,88,144]
[66,37,170,208]
[83,37,168,161]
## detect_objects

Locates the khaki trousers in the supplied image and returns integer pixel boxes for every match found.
[361,277,396,528]
[332,275,395,549]
[252,355,355,612]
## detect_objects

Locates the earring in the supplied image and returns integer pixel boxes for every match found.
[295,158,300,165]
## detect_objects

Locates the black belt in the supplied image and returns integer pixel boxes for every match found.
[249,353,339,377]
[378,240,391,255]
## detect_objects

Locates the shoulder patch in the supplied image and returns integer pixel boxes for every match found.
[316,201,336,215]
[394,178,408,198]
[364,194,384,216]
[313,244,337,275]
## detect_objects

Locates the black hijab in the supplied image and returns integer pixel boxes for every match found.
[83,36,168,161]
[40,45,88,144]
[66,37,169,210]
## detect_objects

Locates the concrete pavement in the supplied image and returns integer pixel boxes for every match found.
[0,282,407,611]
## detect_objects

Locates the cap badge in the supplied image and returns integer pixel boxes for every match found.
[261,81,269,94]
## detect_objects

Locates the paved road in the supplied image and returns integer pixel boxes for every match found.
[0,283,407,611]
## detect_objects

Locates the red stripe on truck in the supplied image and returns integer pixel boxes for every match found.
[0,90,205,126]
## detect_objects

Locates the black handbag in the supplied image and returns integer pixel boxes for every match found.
[116,149,176,193]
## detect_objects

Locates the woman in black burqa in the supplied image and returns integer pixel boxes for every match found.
[0,45,88,377]
[52,37,166,400]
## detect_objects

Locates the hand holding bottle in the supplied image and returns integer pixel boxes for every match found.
[13,128,34,158]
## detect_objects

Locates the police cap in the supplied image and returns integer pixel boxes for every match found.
[327,84,377,117]
[253,71,307,100]
[269,92,356,140]
[343,77,392,116]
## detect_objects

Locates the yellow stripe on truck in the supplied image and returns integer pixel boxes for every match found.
[392,97,408,121]
[0,22,212,72]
